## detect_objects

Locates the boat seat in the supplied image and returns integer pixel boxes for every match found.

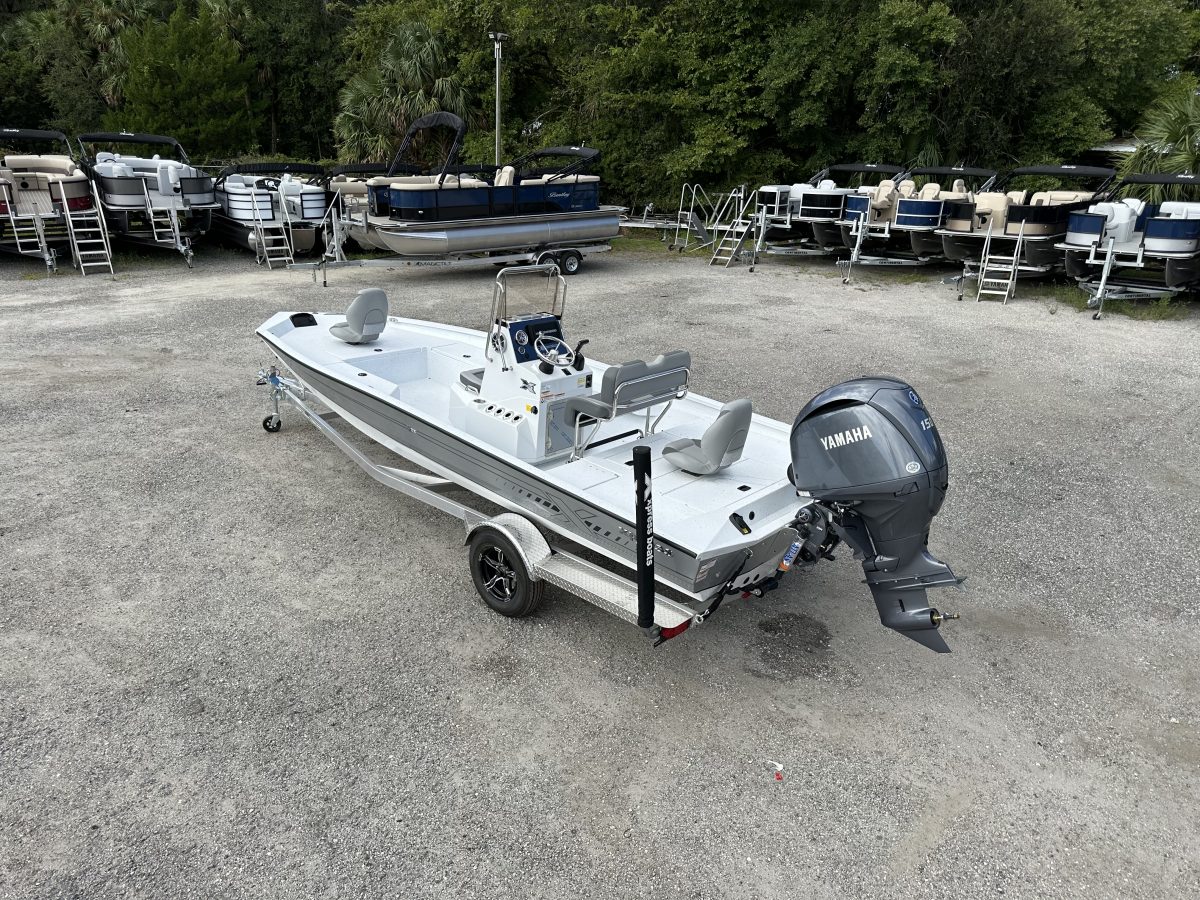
[1029,191,1051,206]
[495,165,516,187]
[951,178,967,193]
[1048,190,1088,203]
[329,288,389,344]
[1159,201,1200,219]
[896,179,916,199]
[1088,202,1137,243]
[1121,197,1146,217]
[1006,190,1027,205]
[459,367,485,394]
[871,179,897,210]
[816,179,837,190]
[973,192,1010,230]
[662,399,752,476]
[917,182,941,200]
[564,351,691,458]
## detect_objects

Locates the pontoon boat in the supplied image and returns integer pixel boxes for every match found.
[342,112,619,268]
[845,166,998,260]
[937,165,1115,269]
[256,266,964,651]
[0,128,111,273]
[77,131,218,264]
[794,164,906,250]
[1056,172,1200,315]
[213,162,331,266]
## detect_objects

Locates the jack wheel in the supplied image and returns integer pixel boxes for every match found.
[262,415,281,433]
[559,250,582,275]
[468,528,544,617]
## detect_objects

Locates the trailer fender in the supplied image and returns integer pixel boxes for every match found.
[465,513,554,578]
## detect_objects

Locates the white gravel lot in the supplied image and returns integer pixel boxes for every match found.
[1,242,1198,900]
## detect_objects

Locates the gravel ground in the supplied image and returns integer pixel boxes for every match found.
[1,243,1198,900]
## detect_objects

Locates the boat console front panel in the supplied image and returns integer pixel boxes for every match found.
[503,313,564,365]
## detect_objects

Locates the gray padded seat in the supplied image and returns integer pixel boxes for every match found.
[459,367,484,393]
[565,351,691,424]
[662,399,752,476]
[330,288,388,344]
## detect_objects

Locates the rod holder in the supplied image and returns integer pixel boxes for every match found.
[633,445,654,631]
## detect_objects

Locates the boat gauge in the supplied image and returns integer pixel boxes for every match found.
[515,330,529,346]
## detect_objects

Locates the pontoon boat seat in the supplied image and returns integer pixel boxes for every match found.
[495,166,516,187]
[973,192,1010,230]
[896,180,916,199]
[2,155,81,178]
[1087,201,1137,243]
[1006,190,1027,205]
[951,178,967,193]
[1159,201,1200,219]
[871,180,897,211]
[1121,197,1146,217]
[816,179,837,190]
[518,174,601,186]
[917,182,941,200]
[662,399,752,476]
[1048,190,1090,204]
[329,288,389,344]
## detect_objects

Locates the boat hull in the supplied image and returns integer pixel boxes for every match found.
[211,212,319,254]
[260,339,795,600]
[369,208,621,256]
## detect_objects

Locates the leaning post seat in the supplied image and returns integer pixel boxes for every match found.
[564,351,691,459]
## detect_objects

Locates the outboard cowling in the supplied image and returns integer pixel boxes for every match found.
[790,377,963,652]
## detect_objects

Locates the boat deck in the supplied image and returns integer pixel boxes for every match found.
[259,313,799,556]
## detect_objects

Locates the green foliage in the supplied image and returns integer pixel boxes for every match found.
[333,20,472,163]
[110,4,264,157]
[4,0,1199,206]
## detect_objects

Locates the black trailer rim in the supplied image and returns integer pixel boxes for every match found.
[478,546,517,601]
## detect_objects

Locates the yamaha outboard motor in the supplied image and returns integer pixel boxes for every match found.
[790,377,963,652]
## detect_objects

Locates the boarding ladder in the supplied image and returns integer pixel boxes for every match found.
[670,183,715,252]
[709,186,758,267]
[975,221,1025,303]
[250,186,294,269]
[141,179,192,266]
[1,181,57,274]
[316,193,347,266]
[57,181,113,276]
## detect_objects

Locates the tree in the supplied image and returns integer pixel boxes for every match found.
[1120,82,1200,201]
[334,21,472,163]
[111,4,264,159]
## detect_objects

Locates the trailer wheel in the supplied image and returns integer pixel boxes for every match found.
[262,415,281,432]
[468,528,544,617]
[559,250,582,275]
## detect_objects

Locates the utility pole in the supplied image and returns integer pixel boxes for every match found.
[488,31,508,167]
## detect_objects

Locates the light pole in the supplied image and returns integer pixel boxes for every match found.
[488,31,508,167]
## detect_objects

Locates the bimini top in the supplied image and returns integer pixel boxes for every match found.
[78,131,190,162]
[1,127,73,145]
[908,165,997,179]
[218,161,326,180]
[510,146,600,181]
[1005,164,1115,182]
[328,163,390,178]
[1119,172,1200,185]
[385,111,468,181]
[806,162,904,185]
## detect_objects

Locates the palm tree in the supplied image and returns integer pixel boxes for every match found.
[1120,89,1200,202]
[334,22,473,164]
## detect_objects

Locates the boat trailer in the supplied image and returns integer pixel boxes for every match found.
[256,364,754,646]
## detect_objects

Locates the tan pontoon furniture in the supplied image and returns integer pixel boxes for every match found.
[1,153,89,214]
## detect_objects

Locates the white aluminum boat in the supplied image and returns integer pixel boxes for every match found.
[256,266,964,650]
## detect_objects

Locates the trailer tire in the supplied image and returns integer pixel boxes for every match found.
[559,250,582,275]
[468,528,544,617]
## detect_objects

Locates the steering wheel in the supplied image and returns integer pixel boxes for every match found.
[533,334,575,369]
[258,177,281,191]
